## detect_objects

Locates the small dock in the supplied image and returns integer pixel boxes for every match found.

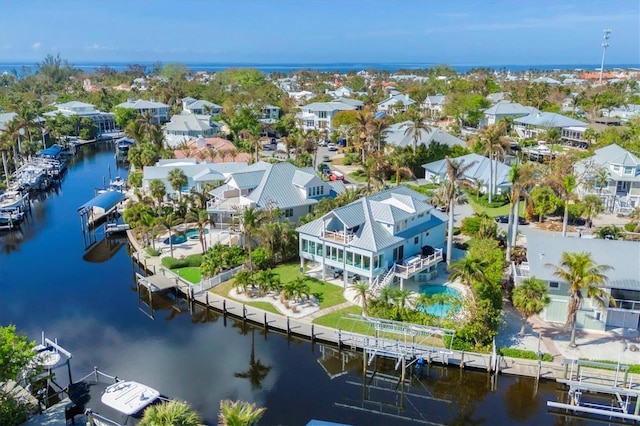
[136,273,179,293]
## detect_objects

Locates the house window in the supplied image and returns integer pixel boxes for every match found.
[425,232,429,237]
[549,281,559,289]
[414,236,419,244]
[363,256,370,270]
[284,208,293,217]
[309,205,314,213]
[305,120,314,127]
[318,111,327,119]
[624,166,634,175]
[302,239,308,253]
[418,213,424,218]
[612,165,621,172]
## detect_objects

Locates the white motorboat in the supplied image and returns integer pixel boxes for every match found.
[0,190,29,210]
[101,381,161,416]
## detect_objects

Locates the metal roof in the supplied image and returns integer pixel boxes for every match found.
[385,121,465,148]
[422,153,512,186]
[38,145,62,158]
[483,101,539,116]
[77,191,126,214]
[525,234,640,291]
[515,112,587,128]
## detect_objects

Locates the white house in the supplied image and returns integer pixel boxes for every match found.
[182,97,222,116]
[377,93,416,116]
[384,121,466,150]
[513,111,588,140]
[296,100,357,133]
[326,85,354,98]
[206,161,346,227]
[43,101,118,136]
[142,159,247,195]
[115,98,170,124]
[481,101,539,127]
[511,234,640,332]
[421,95,446,118]
[422,153,512,195]
[296,186,446,289]
[164,113,221,147]
[575,144,640,211]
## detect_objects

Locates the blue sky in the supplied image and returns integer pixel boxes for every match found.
[0,0,638,66]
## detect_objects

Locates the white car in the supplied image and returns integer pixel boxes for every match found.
[318,139,328,147]
[327,143,337,151]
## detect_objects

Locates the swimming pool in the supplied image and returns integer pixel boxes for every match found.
[163,228,209,245]
[417,285,461,317]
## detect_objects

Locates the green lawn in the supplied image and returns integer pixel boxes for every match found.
[347,171,367,183]
[174,267,201,284]
[209,262,347,310]
[313,306,363,327]
[467,197,525,218]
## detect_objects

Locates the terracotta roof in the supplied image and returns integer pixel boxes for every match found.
[173,137,252,163]
[578,72,617,80]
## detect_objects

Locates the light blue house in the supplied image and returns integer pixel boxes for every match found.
[296,186,446,289]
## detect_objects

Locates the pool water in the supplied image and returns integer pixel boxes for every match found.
[417,285,461,317]
[163,228,209,245]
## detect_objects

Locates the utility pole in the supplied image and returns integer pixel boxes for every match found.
[599,29,612,85]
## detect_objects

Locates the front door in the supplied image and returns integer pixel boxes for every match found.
[616,180,630,194]
[393,245,404,262]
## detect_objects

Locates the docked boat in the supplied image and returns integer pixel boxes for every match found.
[0,189,29,211]
[0,208,25,229]
[97,176,127,194]
[104,221,130,235]
[115,137,135,157]
[67,369,169,426]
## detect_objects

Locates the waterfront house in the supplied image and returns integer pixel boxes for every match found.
[422,153,512,195]
[481,101,539,127]
[142,158,247,195]
[43,101,117,136]
[206,161,345,227]
[296,100,357,133]
[377,93,416,116]
[115,98,170,124]
[511,234,640,332]
[575,144,640,212]
[326,85,354,98]
[384,121,465,151]
[296,186,446,289]
[513,111,588,140]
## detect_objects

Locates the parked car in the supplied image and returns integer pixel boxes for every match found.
[318,139,328,147]
[327,143,338,151]
[319,163,331,175]
[329,171,344,181]
[495,215,528,225]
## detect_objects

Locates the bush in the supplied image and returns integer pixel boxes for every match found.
[185,254,203,267]
[624,222,637,232]
[146,247,160,257]
[251,247,272,271]
[443,334,476,352]
[343,153,359,166]
[161,254,202,269]
[499,348,553,362]
[128,171,143,188]
[162,257,181,269]
[470,193,509,208]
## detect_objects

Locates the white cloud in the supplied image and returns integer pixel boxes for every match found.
[31,42,41,49]
[84,44,115,51]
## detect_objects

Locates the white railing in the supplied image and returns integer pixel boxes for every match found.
[395,249,443,278]
[322,230,355,244]
[369,265,397,296]
[195,265,244,293]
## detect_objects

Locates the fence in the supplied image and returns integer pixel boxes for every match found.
[195,265,244,293]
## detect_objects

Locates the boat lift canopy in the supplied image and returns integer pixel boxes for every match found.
[78,191,126,216]
[38,145,63,159]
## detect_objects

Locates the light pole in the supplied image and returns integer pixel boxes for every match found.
[599,29,612,85]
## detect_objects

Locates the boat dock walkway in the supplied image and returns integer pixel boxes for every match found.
[126,231,640,386]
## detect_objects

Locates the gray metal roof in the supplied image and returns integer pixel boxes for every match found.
[591,144,640,167]
[525,234,640,291]
[385,121,465,148]
[165,113,211,132]
[296,185,438,252]
[484,101,539,116]
[515,112,587,128]
[227,170,266,190]
[299,101,357,112]
[422,153,512,186]
[116,99,169,109]
[246,162,324,209]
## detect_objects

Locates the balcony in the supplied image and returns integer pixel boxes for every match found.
[321,230,355,244]
[511,261,530,286]
[395,249,443,279]
[206,197,242,213]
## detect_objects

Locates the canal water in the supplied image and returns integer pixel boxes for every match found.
[0,144,581,425]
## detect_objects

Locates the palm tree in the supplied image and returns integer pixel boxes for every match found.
[186,208,210,253]
[546,251,614,347]
[237,206,267,276]
[511,277,550,335]
[444,157,476,266]
[148,179,167,214]
[402,108,431,151]
[139,400,201,426]
[510,161,537,250]
[155,212,183,258]
[593,168,609,196]
[582,194,604,229]
[477,122,509,203]
[218,400,266,426]
[350,281,371,313]
[234,328,272,390]
[555,174,577,237]
[447,256,489,305]
[167,168,188,202]
[136,110,156,142]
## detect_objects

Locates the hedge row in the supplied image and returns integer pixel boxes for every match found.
[579,358,640,374]
[161,254,203,269]
[499,347,553,362]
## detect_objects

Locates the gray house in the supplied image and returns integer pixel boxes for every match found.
[206,161,345,227]
[512,234,640,332]
[482,101,539,127]
[384,121,465,150]
[296,186,446,289]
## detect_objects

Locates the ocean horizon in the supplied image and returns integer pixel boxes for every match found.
[1,60,638,76]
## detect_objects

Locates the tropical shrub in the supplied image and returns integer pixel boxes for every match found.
[201,244,246,278]
[251,247,271,271]
[161,254,203,269]
[343,153,359,165]
[499,348,553,362]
